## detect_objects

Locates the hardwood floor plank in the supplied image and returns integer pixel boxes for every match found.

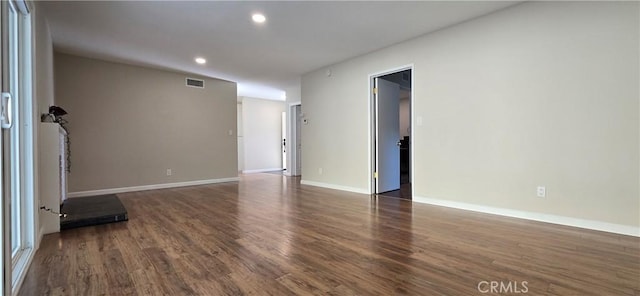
[18,174,640,295]
[143,247,196,295]
[129,268,170,296]
[102,249,136,295]
[276,272,333,295]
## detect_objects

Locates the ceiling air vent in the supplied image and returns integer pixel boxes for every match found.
[186,78,205,88]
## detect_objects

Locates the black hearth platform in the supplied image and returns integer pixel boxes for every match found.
[60,194,128,230]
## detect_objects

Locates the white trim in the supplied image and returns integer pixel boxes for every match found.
[409,67,415,200]
[413,195,640,237]
[67,177,239,198]
[301,180,370,195]
[30,3,41,257]
[11,11,36,296]
[11,247,34,296]
[242,168,283,174]
[13,0,31,15]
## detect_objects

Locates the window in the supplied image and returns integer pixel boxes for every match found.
[2,0,35,294]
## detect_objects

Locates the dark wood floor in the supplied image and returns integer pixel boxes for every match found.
[378,183,412,200]
[19,174,639,295]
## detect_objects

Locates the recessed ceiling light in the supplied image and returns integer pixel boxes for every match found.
[195,57,206,64]
[252,13,266,24]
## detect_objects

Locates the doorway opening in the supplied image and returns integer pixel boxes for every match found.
[288,104,302,176]
[370,67,413,199]
[282,111,287,172]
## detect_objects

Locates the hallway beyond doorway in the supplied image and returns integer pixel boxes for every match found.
[377,183,412,200]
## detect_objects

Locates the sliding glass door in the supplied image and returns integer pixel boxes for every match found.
[2,0,34,294]
[7,0,21,262]
[0,4,5,290]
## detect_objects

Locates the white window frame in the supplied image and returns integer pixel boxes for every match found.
[3,1,35,295]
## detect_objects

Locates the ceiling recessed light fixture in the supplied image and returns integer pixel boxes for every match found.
[195,57,206,64]
[252,13,266,24]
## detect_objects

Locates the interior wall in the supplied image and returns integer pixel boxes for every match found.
[285,82,301,176]
[34,3,57,240]
[241,97,286,172]
[399,97,410,138]
[34,7,54,115]
[301,2,639,228]
[293,105,302,176]
[54,53,238,193]
[237,102,244,172]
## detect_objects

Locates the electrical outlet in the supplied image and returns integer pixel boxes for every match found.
[318,168,323,175]
[536,186,546,198]
[166,169,172,176]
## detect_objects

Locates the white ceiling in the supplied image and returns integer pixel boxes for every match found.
[41,1,519,100]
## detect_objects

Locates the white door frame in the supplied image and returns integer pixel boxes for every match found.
[368,64,414,196]
[287,102,302,176]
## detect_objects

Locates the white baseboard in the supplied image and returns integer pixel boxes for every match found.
[68,177,240,198]
[300,180,370,195]
[413,195,640,237]
[242,168,284,174]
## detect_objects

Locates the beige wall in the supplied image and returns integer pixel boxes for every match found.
[34,3,58,238]
[34,5,54,114]
[55,53,238,193]
[237,102,244,171]
[399,97,410,138]
[301,2,639,228]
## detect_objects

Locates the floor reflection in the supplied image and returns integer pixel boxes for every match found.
[369,195,416,292]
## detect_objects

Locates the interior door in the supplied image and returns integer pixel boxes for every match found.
[375,78,400,193]
[281,111,286,170]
